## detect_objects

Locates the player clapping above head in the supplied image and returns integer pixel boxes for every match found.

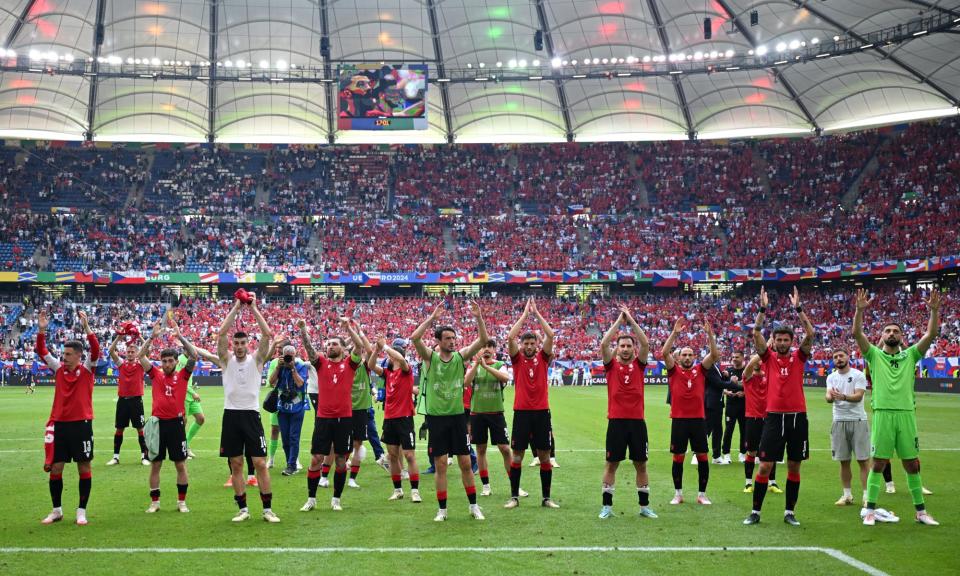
[598,305,656,520]
[139,314,198,513]
[367,337,422,503]
[662,316,720,507]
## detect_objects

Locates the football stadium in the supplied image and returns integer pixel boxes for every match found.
[0,0,959,574]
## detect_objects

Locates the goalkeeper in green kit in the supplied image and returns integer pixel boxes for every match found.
[852,287,940,526]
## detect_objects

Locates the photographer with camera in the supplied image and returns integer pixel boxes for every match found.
[268,344,310,477]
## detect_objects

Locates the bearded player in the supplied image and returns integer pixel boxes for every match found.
[598,305,656,519]
[504,298,560,510]
[743,287,815,527]
[854,288,940,526]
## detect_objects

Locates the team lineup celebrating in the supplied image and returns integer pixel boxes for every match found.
[35,286,942,527]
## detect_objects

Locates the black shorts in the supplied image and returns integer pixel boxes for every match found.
[53,420,94,463]
[471,412,509,446]
[511,409,552,452]
[312,417,352,456]
[351,409,369,443]
[759,412,809,463]
[308,393,318,412]
[606,418,649,462]
[154,417,188,462]
[219,410,267,458]
[669,418,708,454]
[426,414,471,457]
[744,416,765,453]
[115,396,145,429]
[382,416,415,450]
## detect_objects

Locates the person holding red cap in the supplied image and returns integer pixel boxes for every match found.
[106,324,150,467]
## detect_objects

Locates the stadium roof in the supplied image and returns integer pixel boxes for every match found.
[0,0,957,143]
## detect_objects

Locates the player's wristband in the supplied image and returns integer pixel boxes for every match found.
[759,307,766,313]
[795,306,803,313]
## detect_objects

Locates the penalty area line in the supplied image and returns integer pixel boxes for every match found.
[0,546,890,575]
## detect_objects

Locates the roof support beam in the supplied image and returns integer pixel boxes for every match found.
[85,0,106,141]
[902,0,960,19]
[794,1,960,107]
[647,0,695,139]
[4,0,37,49]
[534,0,573,141]
[320,0,336,143]
[716,0,820,134]
[426,0,454,143]
[207,0,218,142]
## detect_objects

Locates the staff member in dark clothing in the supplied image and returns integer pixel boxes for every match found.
[722,351,747,465]
[704,361,739,464]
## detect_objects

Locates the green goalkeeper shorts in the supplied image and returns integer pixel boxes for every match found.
[185,398,204,416]
[871,410,919,460]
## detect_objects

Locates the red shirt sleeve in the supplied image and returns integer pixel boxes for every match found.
[36,332,49,358]
[539,349,553,362]
[86,333,101,362]
[759,348,771,362]
[796,348,809,363]
[148,365,161,382]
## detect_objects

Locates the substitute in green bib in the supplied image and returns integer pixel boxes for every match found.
[348,330,375,489]
[853,287,941,527]
[465,340,515,498]
[412,301,489,522]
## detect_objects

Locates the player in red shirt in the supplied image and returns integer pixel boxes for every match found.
[106,331,149,466]
[661,317,719,506]
[744,286,815,527]
[298,317,369,513]
[367,337,421,503]
[138,314,198,513]
[37,310,100,526]
[505,297,559,510]
[740,340,780,494]
[598,305,655,519]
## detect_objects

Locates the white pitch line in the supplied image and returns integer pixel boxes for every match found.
[0,546,890,575]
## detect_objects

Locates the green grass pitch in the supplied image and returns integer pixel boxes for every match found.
[0,386,957,576]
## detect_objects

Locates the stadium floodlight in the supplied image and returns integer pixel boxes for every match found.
[518,59,527,67]
[811,37,819,45]
[466,63,473,68]
[150,57,160,65]
[551,57,561,67]
[496,61,503,67]
[184,60,191,66]
[571,59,577,65]
[709,50,719,59]
[756,45,768,56]
[592,57,600,64]
[642,55,651,63]
[788,40,800,50]
[63,54,74,62]
[833,35,840,41]
[276,59,288,70]
[561,60,568,65]
[224,60,233,67]
[601,58,609,64]
[508,58,517,68]
[725,49,735,58]
[776,42,787,52]
[29,49,41,60]
[109,55,123,65]
[126,57,135,64]
[479,62,486,68]
[163,60,170,66]
[259,60,269,69]
[532,59,540,66]
[694,51,703,60]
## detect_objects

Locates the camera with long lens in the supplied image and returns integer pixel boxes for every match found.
[283,354,293,364]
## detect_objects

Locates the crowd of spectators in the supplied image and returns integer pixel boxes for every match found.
[1,117,958,272]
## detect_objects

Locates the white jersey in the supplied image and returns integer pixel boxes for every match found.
[223,354,263,411]
[306,363,319,395]
[827,368,868,421]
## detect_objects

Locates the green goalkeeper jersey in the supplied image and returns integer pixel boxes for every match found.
[864,344,922,411]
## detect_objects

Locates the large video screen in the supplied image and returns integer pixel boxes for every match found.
[337,64,428,130]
